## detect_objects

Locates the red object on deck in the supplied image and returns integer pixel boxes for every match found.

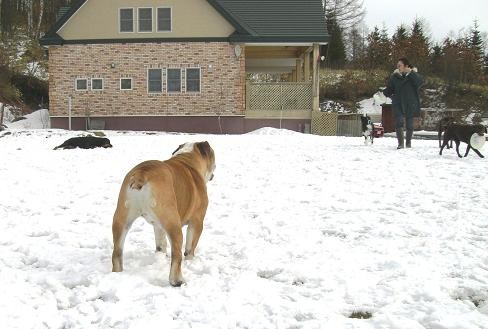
[373,123,384,138]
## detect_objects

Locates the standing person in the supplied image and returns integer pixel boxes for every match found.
[382,58,423,149]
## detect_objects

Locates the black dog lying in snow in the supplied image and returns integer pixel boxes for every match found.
[54,136,113,150]
[439,124,486,158]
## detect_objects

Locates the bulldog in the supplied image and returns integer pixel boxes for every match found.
[111,141,216,287]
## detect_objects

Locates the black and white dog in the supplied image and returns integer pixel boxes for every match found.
[361,114,374,145]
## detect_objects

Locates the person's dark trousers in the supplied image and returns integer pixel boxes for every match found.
[395,115,414,149]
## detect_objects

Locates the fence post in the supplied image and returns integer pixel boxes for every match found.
[0,103,5,128]
[68,96,72,130]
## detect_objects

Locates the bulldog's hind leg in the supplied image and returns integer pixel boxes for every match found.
[153,205,184,287]
[184,220,203,260]
[154,224,168,254]
[112,203,138,272]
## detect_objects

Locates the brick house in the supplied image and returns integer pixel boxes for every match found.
[40,0,329,133]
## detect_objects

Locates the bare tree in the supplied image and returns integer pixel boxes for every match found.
[35,0,44,39]
[0,0,3,34]
[324,0,365,31]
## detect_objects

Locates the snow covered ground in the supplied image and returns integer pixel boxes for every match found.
[2,108,50,129]
[1,128,488,329]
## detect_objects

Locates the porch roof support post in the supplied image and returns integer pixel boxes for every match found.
[296,59,302,82]
[246,80,251,111]
[312,43,320,112]
[304,51,310,82]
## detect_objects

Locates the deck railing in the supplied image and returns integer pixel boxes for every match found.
[246,82,313,118]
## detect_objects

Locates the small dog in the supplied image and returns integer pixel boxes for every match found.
[112,142,216,287]
[440,124,487,158]
[438,117,455,149]
[54,136,113,150]
[361,115,374,145]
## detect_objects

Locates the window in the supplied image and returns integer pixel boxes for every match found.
[91,78,103,90]
[157,8,172,32]
[75,78,88,91]
[186,68,200,92]
[138,8,153,32]
[120,78,133,90]
[148,69,162,93]
[167,69,181,92]
[119,8,134,32]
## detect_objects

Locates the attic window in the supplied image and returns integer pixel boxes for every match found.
[138,8,153,32]
[157,8,171,32]
[119,8,134,33]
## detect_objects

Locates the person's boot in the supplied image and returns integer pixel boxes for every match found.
[406,129,413,148]
[396,128,404,149]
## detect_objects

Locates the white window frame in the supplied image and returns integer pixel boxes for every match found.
[185,67,201,93]
[118,7,135,33]
[91,78,104,91]
[137,7,153,33]
[75,78,88,91]
[166,68,182,93]
[156,7,172,32]
[147,68,163,94]
[120,78,133,91]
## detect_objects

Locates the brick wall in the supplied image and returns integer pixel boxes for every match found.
[48,42,246,117]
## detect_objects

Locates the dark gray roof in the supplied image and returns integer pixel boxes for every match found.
[210,0,327,39]
[41,0,328,45]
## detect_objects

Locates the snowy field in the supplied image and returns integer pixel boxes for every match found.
[1,128,488,329]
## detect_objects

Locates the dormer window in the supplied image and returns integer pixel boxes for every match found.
[119,8,134,33]
[157,8,172,32]
[138,8,153,32]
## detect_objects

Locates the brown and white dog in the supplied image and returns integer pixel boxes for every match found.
[111,141,216,286]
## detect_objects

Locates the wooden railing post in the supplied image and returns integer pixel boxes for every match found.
[312,43,320,112]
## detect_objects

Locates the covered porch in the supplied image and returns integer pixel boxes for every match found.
[244,43,324,126]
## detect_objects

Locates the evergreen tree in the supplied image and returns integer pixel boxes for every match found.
[430,43,443,77]
[468,20,484,83]
[391,25,409,64]
[347,26,366,69]
[484,53,488,77]
[326,13,347,68]
[440,37,460,85]
[366,26,390,70]
[406,18,430,73]
[469,20,484,59]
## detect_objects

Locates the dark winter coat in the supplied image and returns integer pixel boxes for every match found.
[383,69,424,118]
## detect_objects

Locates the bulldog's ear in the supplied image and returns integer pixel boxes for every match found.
[196,141,211,157]
[172,144,184,155]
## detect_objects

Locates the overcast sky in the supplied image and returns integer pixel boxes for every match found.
[362,0,488,43]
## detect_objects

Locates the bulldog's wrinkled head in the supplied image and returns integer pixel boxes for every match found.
[172,141,216,181]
